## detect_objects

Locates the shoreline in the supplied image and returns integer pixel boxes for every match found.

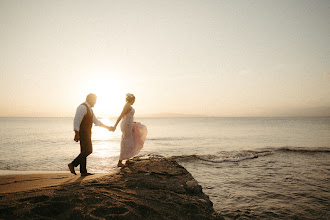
[0,157,222,219]
[0,170,70,176]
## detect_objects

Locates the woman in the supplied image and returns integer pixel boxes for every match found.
[113,93,147,167]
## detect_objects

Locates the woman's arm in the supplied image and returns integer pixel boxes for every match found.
[114,103,130,129]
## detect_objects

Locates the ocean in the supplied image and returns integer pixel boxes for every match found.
[1,117,329,219]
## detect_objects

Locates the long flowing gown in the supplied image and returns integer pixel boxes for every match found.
[119,107,147,160]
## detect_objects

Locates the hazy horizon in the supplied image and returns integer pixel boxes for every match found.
[1,0,329,118]
[1,109,330,119]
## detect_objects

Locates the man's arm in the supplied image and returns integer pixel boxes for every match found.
[99,123,114,131]
[93,112,114,131]
[74,130,80,142]
[73,105,86,142]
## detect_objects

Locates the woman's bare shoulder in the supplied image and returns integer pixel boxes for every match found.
[123,103,132,113]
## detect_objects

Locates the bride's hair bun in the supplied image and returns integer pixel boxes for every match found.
[126,93,135,102]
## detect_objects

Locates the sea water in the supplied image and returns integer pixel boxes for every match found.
[1,117,329,219]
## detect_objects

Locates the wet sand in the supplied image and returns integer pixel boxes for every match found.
[0,157,222,219]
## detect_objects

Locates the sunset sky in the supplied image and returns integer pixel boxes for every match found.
[1,0,329,117]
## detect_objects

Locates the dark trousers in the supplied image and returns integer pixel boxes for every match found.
[72,137,92,173]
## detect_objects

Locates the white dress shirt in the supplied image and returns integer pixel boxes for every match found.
[73,101,102,132]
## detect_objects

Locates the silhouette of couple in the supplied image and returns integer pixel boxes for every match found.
[68,93,147,176]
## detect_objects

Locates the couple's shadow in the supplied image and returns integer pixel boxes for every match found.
[62,174,91,185]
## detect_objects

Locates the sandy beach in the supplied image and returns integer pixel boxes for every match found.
[0,157,222,219]
[0,173,109,194]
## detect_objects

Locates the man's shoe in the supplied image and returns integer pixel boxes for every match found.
[68,163,77,175]
[81,173,94,176]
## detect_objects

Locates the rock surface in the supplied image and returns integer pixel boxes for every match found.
[0,156,223,219]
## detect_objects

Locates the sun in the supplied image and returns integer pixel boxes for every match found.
[81,76,127,117]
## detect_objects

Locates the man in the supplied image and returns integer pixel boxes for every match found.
[68,93,114,176]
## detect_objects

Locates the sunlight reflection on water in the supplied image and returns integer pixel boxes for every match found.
[89,118,123,162]
[1,117,329,173]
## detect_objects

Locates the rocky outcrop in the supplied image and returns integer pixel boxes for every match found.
[0,156,223,219]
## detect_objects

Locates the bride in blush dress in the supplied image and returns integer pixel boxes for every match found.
[113,93,147,167]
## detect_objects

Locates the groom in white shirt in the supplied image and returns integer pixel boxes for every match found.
[68,93,114,176]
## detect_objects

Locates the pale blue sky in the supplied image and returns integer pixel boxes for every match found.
[1,0,329,117]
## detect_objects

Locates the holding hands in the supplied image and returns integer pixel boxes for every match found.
[108,126,116,132]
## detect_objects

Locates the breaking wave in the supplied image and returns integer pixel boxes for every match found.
[277,147,330,153]
[161,146,330,164]
[169,150,274,163]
